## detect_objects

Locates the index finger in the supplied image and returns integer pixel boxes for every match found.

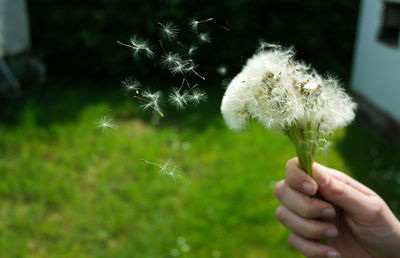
[285,158,318,196]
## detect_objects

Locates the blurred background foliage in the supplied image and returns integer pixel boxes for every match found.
[28,0,359,85]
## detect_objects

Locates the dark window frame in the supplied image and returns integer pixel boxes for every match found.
[378,1,400,47]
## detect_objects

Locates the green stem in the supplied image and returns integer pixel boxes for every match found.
[287,123,316,175]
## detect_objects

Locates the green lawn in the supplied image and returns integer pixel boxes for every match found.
[0,82,399,257]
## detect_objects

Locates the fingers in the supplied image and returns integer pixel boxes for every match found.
[313,166,372,218]
[274,180,336,219]
[288,232,341,258]
[276,205,338,240]
[313,162,375,196]
[285,158,318,195]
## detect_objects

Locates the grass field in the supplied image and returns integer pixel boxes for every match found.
[0,82,399,257]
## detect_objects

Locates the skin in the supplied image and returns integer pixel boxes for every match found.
[274,158,400,258]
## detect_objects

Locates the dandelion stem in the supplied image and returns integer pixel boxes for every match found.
[192,69,206,80]
[159,40,166,53]
[140,159,163,169]
[182,73,191,88]
[176,41,190,50]
[198,18,214,23]
[116,41,138,49]
[134,95,149,102]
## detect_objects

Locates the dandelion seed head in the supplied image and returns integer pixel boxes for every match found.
[142,89,162,101]
[161,52,182,68]
[217,65,228,76]
[181,244,190,253]
[170,249,180,257]
[198,32,211,43]
[221,45,356,134]
[159,21,179,40]
[160,159,178,179]
[188,45,197,56]
[177,237,186,245]
[96,116,116,133]
[189,19,199,33]
[129,35,155,59]
[188,88,207,105]
[168,88,189,109]
[170,62,186,75]
[121,77,141,94]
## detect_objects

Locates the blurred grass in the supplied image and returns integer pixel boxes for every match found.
[0,82,399,257]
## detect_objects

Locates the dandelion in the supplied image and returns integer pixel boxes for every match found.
[121,77,141,95]
[187,45,197,56]
[221,45,356,174]
[158,21,179,40]
[216,65,228,76]
[188,88,207,105]
[257,40,282,52]
[170,62,186,76]
[168,87,189,109]
[189,17,214,33]
[116,35,155,59]
[136,89,164,117]
[161,52,182,68]
[141,159,179,179]
[186,63,206,80]
[198,32,211,43]
[97,116,117,134]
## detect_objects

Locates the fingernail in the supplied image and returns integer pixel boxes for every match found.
[322,208,335,218]
[327,251,341,257]
[326,228,338,238]
[302,182,314,195]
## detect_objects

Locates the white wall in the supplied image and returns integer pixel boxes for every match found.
[352,0,400,122]
[0,0,30,57]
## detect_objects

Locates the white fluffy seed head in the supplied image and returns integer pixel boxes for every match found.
[221,46,356,134]
[188,88,207,106]
[168,88,189,109]
[159,21,179,41]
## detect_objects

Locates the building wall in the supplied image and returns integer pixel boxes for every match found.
[0,0,30,57]
[352,0,400,122]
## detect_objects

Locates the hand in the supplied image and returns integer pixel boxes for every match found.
[274,158,400,258]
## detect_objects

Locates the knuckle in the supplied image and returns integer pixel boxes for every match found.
[328,179,348,198]
[367,196,386,220]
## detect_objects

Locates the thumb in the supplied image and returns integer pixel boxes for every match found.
[312,163,370,217]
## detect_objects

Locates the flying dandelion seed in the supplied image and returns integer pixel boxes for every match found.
[158,21,179,40]
[169,62,186,76]
[97,116,117,134]
[188,17,214,33]
[168,87,189,109]
[161,52,182,68]
[141,159,179,179]
[198,32,211,43]
[257,40,282,52]
[221,78,232,89]
[136,89,164,117]
[121,77,141,95]
[189,19,200,33]
[188,88,207,105]
[127,35,155,59]
[216,65,228,76]
[187,45,197,56]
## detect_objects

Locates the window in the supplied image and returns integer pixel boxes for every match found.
[378,1,400,47]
